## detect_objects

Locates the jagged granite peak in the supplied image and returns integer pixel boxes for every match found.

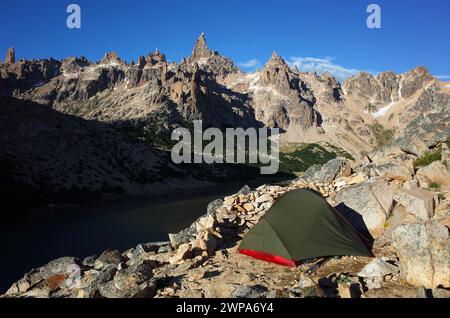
[61,56,90,74]
[343,71,391,103]
[265,51,288,68]
[184,33,239,77]
[240,50,321,131]
[5,47,15,64]
[190,32,212,61]
[343,67,437,105]
[319,71,343,99]
[260,51,291,89]
[146,49,166,66]
[0,56,62,97]
[101,51,122,65]
[400,66,436,99]
[137,55,146,68]
[320,71,338,84]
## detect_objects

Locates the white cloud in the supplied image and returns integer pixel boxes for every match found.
[287,56,373,82]
[238,59,261,70]
[435,75,450,80]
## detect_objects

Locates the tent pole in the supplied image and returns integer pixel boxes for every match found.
[305,257,332,275]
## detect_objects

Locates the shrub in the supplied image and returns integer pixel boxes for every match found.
[413,148,441,168]
[428,182,441,190]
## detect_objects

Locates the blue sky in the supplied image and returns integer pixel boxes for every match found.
[1,0,449,81]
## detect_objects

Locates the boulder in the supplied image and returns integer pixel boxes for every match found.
[303,164,323,181]
[99,278,156,298]
[207,199,224,215]
[196,215,215,232]
[393,222,450,289]
[140,242,171,253]
[169,244,192,265]
[94,265,117,285]
[394,188,436,220]
[203,282,239,298]
[297,275,316,288]
[373,162,413,181]
[255,193,273,204]
[5,256,85,297]
[82,255,97,267]
[179,289,204,298]
[313,158,347,184]
[376,205,416,247]
[113,260,154,291]
[169,202,220,249]
[358,258,399,278]
[346,173,366,185]
[243,203,255,212]
[230,285,268,298]
[433,288,450,298]
[416,161,450,190]
[289,285,326,298]
[395,136,430,157]
[335,177,394,238]
[236,185,251,196]
[403,179,419,190]
[96,247,123,266]
[341,164,353,177]
[363,277,382,290]
[197,232,218,256]
[223,197,236,208]
[169,219,200,249]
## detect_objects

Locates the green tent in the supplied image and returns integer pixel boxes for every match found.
[238,189,372,266]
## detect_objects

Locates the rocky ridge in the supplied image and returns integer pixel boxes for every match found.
[2,34,448,154]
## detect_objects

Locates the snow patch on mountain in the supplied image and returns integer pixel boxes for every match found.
[372,101,396,118]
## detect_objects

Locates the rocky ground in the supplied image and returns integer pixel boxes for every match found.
[3,140,449,299]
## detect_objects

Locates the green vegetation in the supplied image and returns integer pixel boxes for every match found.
[412,138,449,168]
[122,118,356,178]
[278,143,353,175]
[413,149,441,168]
[369,123,395,148]
[123,116,178,150]
[325,143,355,161]
[428,182,441,190]
[336,274,352,285]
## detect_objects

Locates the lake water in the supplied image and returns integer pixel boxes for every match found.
[0,185,244,293]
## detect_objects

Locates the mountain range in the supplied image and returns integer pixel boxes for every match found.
[1,33,449,214]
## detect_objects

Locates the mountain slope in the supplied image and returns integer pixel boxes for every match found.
[1,33,449,212]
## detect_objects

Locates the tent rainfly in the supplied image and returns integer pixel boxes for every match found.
[238,189,372,267]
